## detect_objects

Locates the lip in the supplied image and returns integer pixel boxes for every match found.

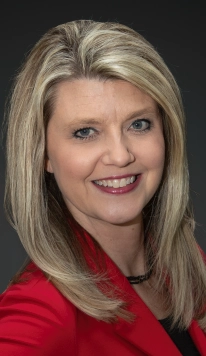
[92,174,142,195]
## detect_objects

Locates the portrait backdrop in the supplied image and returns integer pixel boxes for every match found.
[0,0,205,292]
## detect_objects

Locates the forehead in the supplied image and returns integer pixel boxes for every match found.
[51,79,158,123]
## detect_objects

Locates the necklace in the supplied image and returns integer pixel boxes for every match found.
[126,268,152,284]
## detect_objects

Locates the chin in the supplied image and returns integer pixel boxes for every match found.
[97,211,142,226]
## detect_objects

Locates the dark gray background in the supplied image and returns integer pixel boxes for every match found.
[0,0,205,292]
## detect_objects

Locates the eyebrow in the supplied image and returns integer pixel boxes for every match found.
[68,118,102,126]
[62,107,159,129]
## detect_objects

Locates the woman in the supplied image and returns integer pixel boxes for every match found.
[0,20,206,355]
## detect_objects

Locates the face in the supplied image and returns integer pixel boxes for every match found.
[46,79,165,228]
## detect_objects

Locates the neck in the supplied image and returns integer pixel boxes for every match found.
[72,213,146,277]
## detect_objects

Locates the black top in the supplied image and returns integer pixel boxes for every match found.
[159,317,200,355]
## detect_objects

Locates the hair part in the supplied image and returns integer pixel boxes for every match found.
[5,20,206,329]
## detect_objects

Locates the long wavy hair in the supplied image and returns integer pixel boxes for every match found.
[5,20,206,329]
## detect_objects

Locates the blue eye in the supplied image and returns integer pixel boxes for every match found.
[130,119,150,132]
[73,127,96,139]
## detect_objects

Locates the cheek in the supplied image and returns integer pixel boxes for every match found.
[138,137,165,172]
[142,139,165,201]
[153,151,165,178]
[150,146,165,171]
[49,147,96,184]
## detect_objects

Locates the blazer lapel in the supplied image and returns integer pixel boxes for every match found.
[189,320,206,355]
[112,278,182,356]
[72,222,204,356]
[97,248,182,355]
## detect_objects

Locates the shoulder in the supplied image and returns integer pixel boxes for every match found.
[0,263,77,356]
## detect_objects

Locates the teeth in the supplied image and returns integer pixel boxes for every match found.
[131,176,135,183]
[113,179,120,188]
[120,179,126,187]
[94,176,137,188]
[108,180,113,187]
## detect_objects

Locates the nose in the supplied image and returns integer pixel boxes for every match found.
[101,136,135,167]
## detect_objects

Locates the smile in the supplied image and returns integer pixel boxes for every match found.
[94,175,137,188]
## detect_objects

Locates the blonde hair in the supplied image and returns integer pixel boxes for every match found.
[5,20,206,329]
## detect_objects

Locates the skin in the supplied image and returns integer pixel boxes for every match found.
[46,79,166,317]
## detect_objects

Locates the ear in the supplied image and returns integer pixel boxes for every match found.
[45,157,54,173]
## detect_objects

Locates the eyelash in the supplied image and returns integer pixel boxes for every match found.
[73,127,98,140]
[130,119,151,133]
[73,119,152,140]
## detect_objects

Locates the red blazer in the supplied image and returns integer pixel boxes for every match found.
[0,228,206,355]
